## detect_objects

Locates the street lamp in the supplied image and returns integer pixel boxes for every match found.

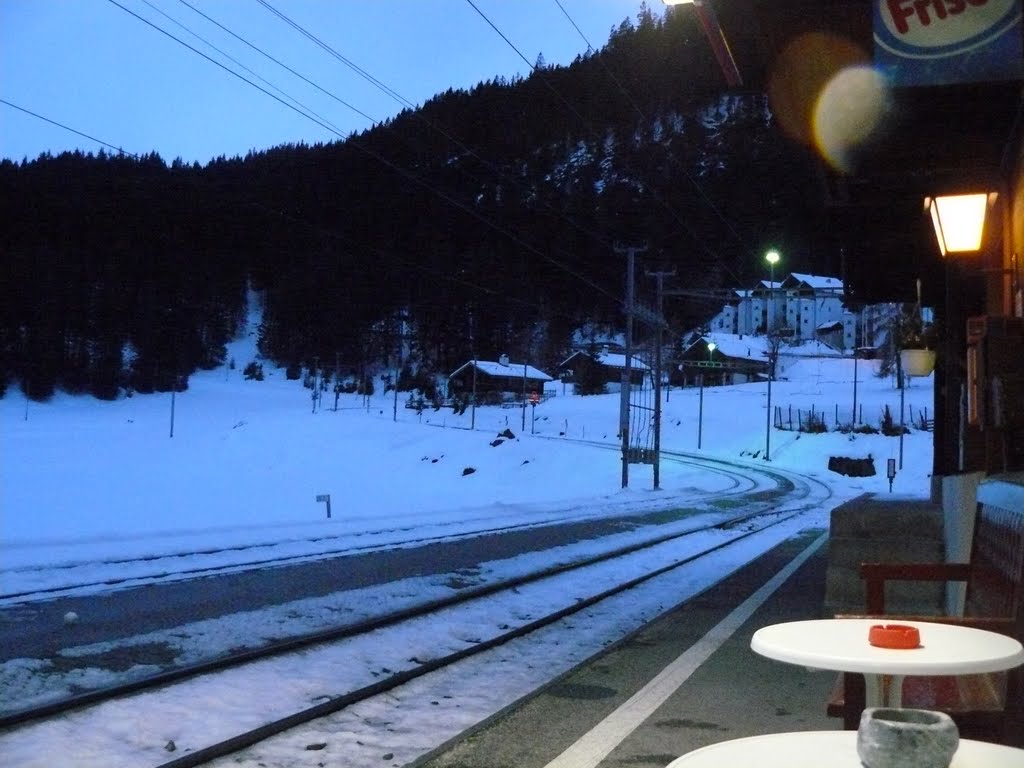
[765,249,781,333]
[761,251,781,462]
[697,340,716,449]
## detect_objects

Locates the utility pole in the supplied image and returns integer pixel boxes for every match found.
[470,309,477,431]
[312,355,320,414]
[334,352,340,411]
[392,317,402,423]
[616,243,646,488]
[522,360,528,432]
[646,268,675,490]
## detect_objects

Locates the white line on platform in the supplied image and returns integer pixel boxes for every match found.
[542,530,829,768]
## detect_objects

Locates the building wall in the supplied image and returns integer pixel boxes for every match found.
[724,287,852,348]
[1013,137,1024,317]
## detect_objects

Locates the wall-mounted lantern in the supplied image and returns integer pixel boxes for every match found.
[926,193,994,256]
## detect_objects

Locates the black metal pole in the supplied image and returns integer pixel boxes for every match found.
[698,374,704,450]
[765,355,773,461]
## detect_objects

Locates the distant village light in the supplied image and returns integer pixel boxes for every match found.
[926,194,990,256]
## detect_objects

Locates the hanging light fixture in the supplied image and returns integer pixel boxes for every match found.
[926,193,991,256]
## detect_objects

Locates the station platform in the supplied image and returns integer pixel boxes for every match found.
[412,527,839,768]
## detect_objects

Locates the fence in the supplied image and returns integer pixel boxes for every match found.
[773,403,932,433]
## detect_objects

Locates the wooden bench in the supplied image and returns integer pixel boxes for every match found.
[826,497,1024,746]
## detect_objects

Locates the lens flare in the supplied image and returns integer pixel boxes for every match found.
[813,66,892,173]
[767,32,868,145]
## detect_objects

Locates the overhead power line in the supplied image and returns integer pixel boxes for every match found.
[214,0,628,304]
[104,0,340,140]
[175,0,378,128]
[471,0,726,272]
[136,0,346,136]
[0,95,589,328]
[0,99,140,160]
[550,1,761,270]
[105,0,623,306]
[464,0,596,132]
[255,0,413,112]
[552,0,648,125]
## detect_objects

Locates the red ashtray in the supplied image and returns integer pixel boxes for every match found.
[869,624,920,649]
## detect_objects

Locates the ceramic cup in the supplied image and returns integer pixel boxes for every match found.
[857,707,959,768]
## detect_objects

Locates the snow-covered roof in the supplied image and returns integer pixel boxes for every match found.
[596,351,650,371]
[692,334,771,361]
[559,350,650,371]
[684,334,844,360]
[449,360,553,381]
[785,273,844,291]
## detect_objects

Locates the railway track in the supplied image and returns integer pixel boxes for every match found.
[0,450,833,767]
[0,448,770,605]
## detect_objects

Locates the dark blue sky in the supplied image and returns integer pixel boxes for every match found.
[1,0,651,164]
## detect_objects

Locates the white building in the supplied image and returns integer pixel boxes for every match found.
[708,272,863,351]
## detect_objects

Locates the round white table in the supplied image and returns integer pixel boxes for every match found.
[750,618,1024,707]
[665,731,1024,767]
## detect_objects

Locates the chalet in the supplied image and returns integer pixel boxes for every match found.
[447,356,553,405]
[557,347,650,391]
[675,335,769,387]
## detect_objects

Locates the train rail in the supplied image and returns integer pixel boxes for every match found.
[0,451,762,605]
[0,450,833,767]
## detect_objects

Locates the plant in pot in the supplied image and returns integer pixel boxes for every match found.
[896,307,939,377]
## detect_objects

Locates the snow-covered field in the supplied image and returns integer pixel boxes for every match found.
[1,347,932,587]
[0,322,938,768]
[1,326,933,587]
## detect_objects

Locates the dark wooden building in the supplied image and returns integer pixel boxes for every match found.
[447,359,553,405]
[557,348,651,391]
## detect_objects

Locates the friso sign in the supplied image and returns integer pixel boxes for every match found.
[874,0,1023,84]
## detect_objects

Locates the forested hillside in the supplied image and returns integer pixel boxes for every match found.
[0,6,830,401]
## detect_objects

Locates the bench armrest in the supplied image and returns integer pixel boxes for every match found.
[859,562,973,614]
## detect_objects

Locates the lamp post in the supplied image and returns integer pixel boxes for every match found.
[765,249,780,333]
[697,341,716,449]
[762,251,780,461]
[925,191,995,594]
[764,343,779,461]
[925,192,993,476]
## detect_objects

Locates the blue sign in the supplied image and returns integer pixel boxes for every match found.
[874,0,1023,85]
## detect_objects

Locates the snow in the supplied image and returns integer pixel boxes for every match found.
[448,359,553,381]
[0,317,937,767]
[785,273,844,292]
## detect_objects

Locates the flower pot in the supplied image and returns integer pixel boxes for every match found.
[857,708,958,768]
[901,349,936,377]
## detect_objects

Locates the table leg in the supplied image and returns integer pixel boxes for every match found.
[865,674,885,707]
[865,674,905,708]
[887,675,904,708]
